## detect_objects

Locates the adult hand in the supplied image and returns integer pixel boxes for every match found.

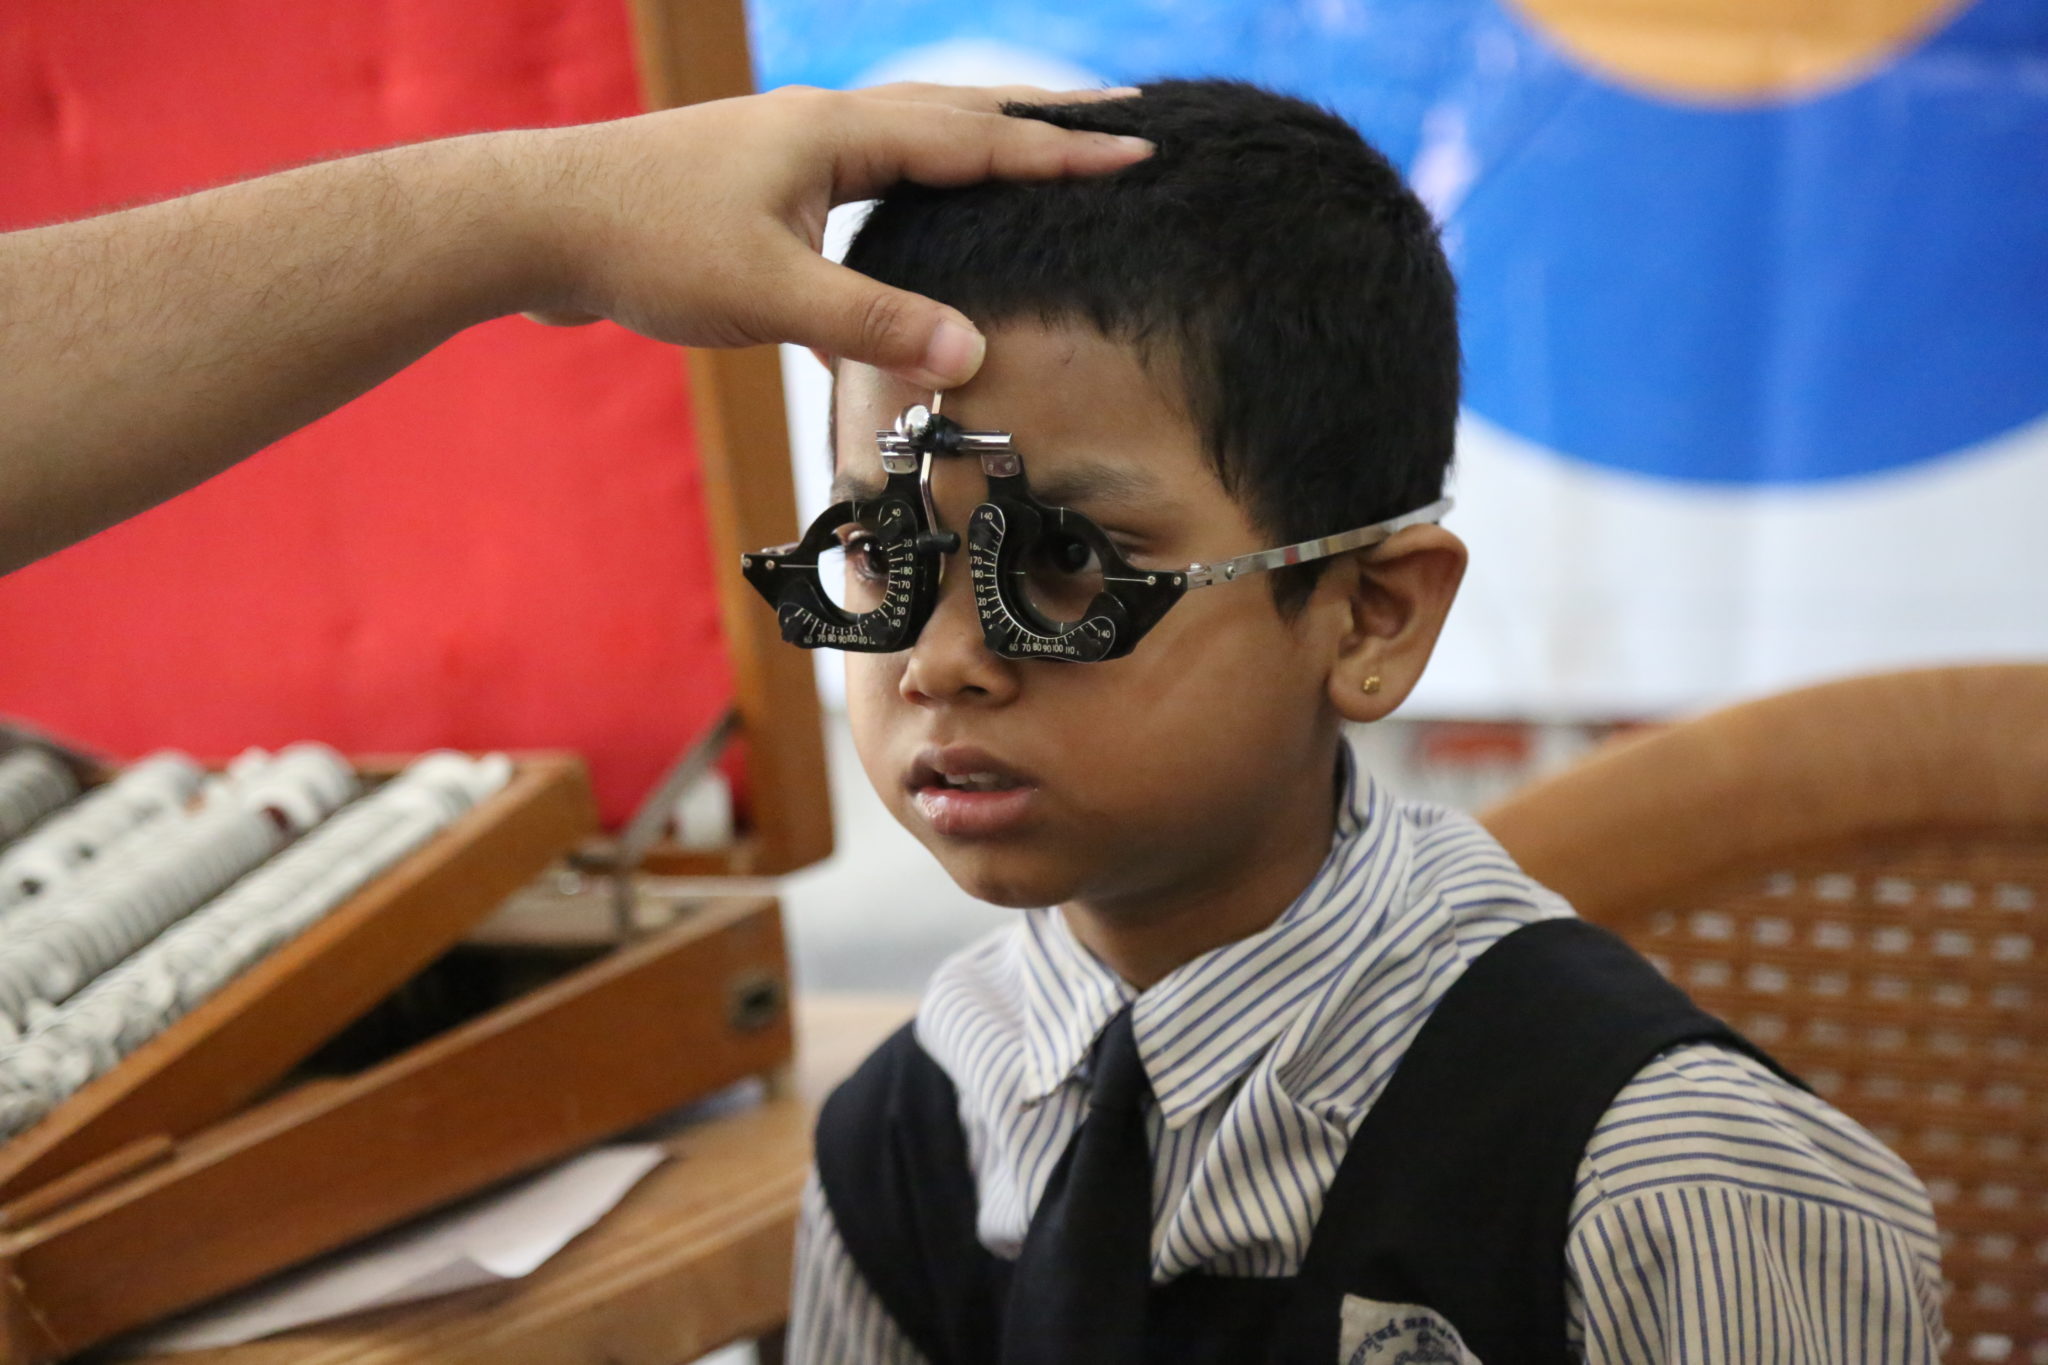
[516,83,1150,389]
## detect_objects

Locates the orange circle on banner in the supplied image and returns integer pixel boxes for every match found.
[1504,0,1971,102]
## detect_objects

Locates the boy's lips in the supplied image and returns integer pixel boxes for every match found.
[906,745,1039,838]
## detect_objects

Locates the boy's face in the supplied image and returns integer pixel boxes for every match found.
[833,321,1353,919]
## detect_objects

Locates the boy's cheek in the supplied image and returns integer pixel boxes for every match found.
[844,667,901,788]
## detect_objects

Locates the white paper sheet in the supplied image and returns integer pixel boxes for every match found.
[119,1143,669,1353]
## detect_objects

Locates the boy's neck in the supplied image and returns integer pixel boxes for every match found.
[1059,745,1346,991]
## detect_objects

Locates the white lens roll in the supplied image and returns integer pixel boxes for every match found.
[0,749,81,847]
[0,753,203,916]
[0,751,514,1140]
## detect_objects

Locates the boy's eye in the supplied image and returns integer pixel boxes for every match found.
[820,526,893,613]
[1043,533,1095,575]
[843,532,896,583]
[1021,532,1106,623]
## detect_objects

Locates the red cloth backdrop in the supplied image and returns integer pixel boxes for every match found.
[0,1,735,825]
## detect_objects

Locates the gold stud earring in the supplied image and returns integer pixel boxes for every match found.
[1361,676,1382,695]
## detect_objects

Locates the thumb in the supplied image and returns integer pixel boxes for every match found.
[776,255,986,389]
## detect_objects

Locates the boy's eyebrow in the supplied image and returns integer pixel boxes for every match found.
[828,461,1171,515]
[1029,462,1169,513]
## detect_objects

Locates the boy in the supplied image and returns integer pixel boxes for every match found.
[771,81,1944,1363]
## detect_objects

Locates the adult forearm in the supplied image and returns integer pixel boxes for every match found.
[0,135,542,574]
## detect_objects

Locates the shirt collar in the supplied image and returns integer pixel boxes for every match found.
[1013,744,1409,1128]
[1016,903,1133,1104]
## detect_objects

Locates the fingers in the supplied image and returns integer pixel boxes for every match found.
[509,84,1145,373]
[828,99,1153,202]
[771,252,987,389]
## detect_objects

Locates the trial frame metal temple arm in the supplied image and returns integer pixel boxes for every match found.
[1180,497,1454,590]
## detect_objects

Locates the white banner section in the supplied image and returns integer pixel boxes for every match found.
[1419,412,2048,719]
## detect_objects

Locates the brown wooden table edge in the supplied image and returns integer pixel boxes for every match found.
[108,994,917,1365]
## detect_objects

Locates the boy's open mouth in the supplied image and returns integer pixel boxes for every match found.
[906,747,1038,838]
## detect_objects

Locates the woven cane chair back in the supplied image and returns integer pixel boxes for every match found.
[1481,666,2048,1364]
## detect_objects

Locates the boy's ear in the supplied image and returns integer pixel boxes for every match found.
[1313,526,1468,723]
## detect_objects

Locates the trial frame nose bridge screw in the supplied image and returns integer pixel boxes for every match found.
[896,403,962,454]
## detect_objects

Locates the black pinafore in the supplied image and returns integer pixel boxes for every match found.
[816,919,1801,1365]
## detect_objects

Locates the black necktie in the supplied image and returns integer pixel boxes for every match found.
[1002,1005,1154,1365]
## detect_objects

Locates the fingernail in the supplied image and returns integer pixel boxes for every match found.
[1102,86,1142,97]
[921,318,986,386]
[1110,135,1155,155]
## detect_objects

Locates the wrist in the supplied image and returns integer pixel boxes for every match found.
[455,123,629,324]
[395,128,584,326]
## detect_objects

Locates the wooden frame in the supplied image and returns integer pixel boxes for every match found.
[626,0,835,880]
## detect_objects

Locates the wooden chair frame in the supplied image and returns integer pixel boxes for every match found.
[1483,664,2048,1361]
[1486,665,2048,923]
[626,0,834,880]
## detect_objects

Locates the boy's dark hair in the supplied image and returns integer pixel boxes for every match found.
[842,78,1459,613]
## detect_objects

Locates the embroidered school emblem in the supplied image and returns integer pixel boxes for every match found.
[1338,1296,1481,1365]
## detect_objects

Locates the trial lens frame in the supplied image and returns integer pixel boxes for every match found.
[739,401,1453,664]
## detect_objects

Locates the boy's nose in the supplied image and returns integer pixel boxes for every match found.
[898,530,1019,708]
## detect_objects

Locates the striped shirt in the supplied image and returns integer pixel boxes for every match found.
[790,753,1946,1362]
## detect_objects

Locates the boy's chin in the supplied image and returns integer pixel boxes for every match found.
[924,844,1083,912]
